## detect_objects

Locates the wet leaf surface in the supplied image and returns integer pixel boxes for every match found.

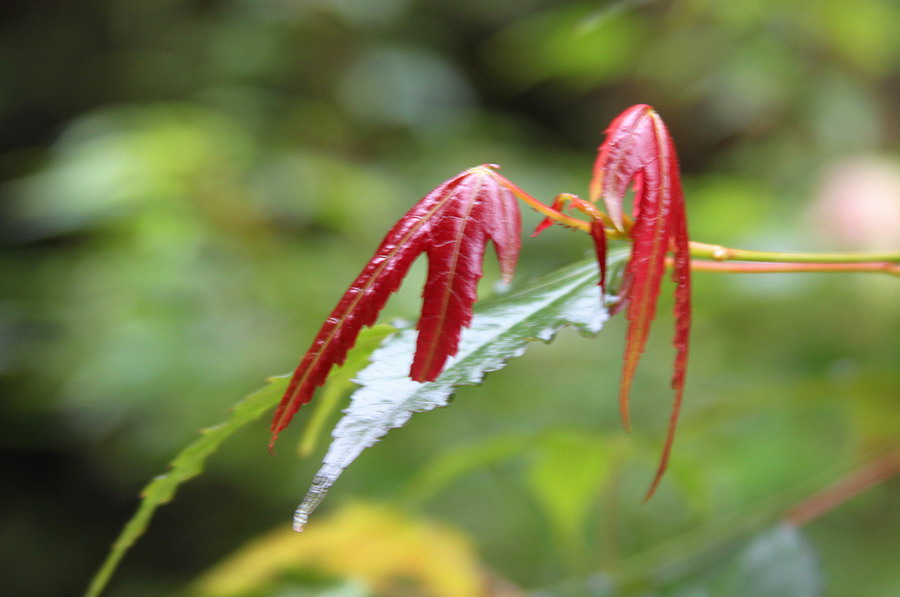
[291,252,627,530]
[271,165,521,448]
[589,104,691,499]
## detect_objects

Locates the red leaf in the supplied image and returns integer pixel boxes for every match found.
[590,218,608,294]
[269,165,521,450]
[590,105,691,498]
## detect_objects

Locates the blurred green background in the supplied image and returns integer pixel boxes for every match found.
[1,0,898,596]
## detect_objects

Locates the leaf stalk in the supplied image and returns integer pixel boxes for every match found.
[502,186,900,274]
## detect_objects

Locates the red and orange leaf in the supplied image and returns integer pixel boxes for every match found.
[411,167,521,381]
[593,105,673,430]
[269,165,521,450]
[591,104,691,497]
[645,132,691,501]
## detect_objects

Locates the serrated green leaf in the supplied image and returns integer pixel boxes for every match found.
[299,324,398,458]
[87,325,393,597]
[85,375,289,597]
[291,250,629,531]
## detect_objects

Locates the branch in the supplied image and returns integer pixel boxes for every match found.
[688,241,900,265]
[501,185,900,274]
[785,449,900,527]
[686,259,900,276]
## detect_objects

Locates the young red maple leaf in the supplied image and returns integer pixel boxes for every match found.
[269,165,521,450]
[590,104,691,499]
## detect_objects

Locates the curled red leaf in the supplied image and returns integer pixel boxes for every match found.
[269,165,521,450]
[589,106,656,231]
[590,105,691,499]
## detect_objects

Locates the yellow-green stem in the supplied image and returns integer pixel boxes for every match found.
[686,259,900,276]
[502,183,900,270]
[688,241,900,264]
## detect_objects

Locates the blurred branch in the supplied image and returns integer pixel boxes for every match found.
[688,242,900,265]
[501,179,900,273]
[786,449,900,527]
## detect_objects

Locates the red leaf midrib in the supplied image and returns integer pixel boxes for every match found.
[271,176,468,435]
[413,171,488,380]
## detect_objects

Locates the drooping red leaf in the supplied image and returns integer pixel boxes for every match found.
[589,218,608,295]
[269,165,521,450]
[645,131,691,501]
[589,105,691,498]
[589,105,655,230]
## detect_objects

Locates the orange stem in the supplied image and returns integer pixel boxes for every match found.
[685,259,900,276]
[786,449,900,527]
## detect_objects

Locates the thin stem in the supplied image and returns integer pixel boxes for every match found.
[686,259,900,276]
[689,241,900,264]
[786,449,900,527]
[503,187,900,269]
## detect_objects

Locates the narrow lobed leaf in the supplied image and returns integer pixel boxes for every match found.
[86,326,400,597]
[590,104,691,498]
[594,105,675,431]
[644,141,691,500]
[86,375,289,597]
[270,166,521,449]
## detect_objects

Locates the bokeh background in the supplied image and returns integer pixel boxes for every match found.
[1,1,898,596]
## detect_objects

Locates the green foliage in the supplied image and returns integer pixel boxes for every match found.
[85,251,617,593]
[299,325,398,457]
[85,375,289,597]
[86,326,392,597]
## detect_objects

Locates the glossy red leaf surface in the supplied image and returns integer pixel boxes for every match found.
[590,105,691,498]
[589,219,608,294]
[269,165,521,449]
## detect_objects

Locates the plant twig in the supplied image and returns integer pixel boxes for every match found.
[501,185,900,273]
[785,449,900,527]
